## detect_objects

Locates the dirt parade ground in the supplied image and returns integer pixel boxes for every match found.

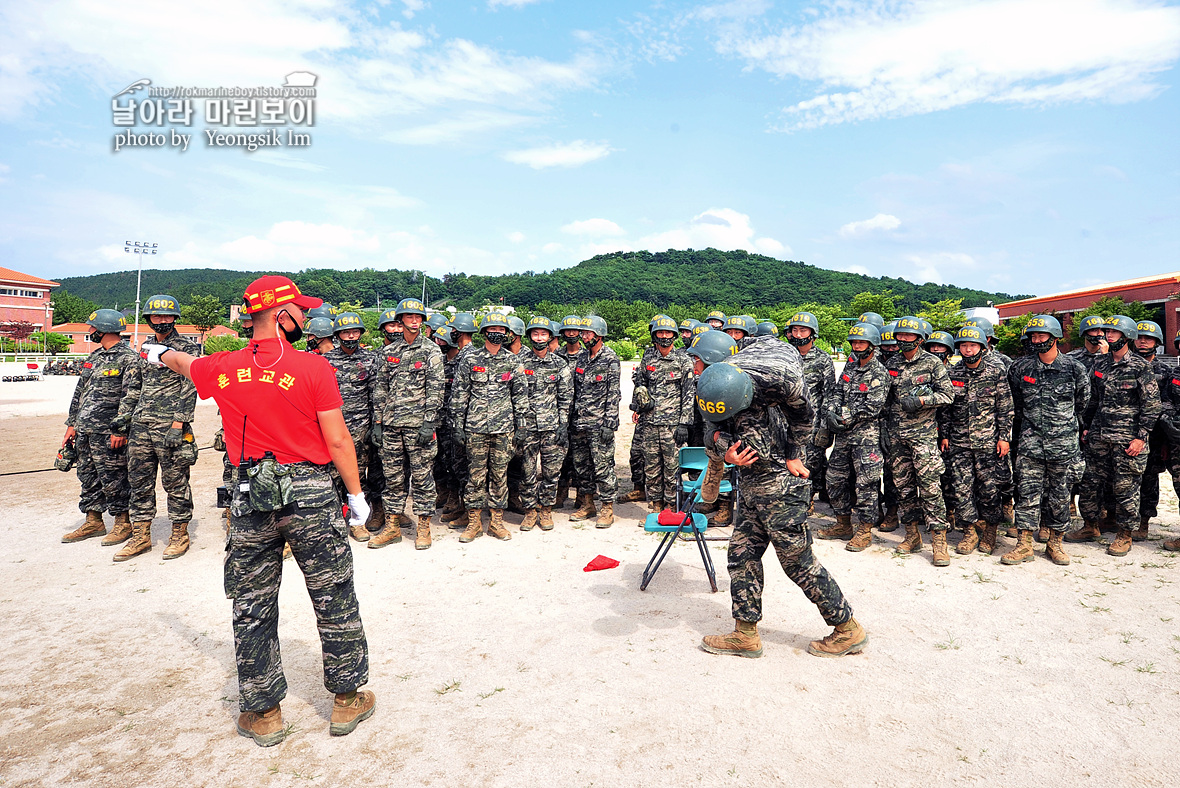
[1,371,1179,787]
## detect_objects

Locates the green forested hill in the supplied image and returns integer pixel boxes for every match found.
[56,249,1027,315]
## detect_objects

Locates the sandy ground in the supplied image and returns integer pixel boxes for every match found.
[1,369,1179,787]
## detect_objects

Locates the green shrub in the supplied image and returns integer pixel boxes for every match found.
[607,339,638,361]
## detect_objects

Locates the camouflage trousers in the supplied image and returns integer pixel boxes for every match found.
[75,431,129,516]
[381,427,438,517]
[880,432,898,511]
[1079,438,1148,531]
[805,437,829,500]
[225,463,368,713]
[945,446,1007,526]
[433,428,457,492]
[1139,436,1175,518]
[1013,453,1075,532]
[366,440,386,496]
[520,430,565,509]
[448,423,471,499]
[888,430,949,531]
[128,425,194,523]
[728,468,852,627]
[825,436,883,525]
[643,425,681,506]
[571,427,618,503]
[465,432,513,510]
[222,452,234,487]
[630,420,647,488]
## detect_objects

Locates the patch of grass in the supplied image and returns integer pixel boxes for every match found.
[482,580,497,587]
[434,679,462,696]
[135,588,149,593]
[477,687,505,700]
[517,662,530,673]
[1119,631,1138,645]
[1134,662,1158,674]
[935,633,961,651]
[1099,656,1128,667]
[1078,600,1111,614]
[966,570,996,584]
[1141,560,1174,569]
[396,673,413,682]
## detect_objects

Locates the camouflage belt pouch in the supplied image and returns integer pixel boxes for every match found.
[213,428,226,452]
[246,458,295,512]
[634,386,654,414]
[174,430,199,467]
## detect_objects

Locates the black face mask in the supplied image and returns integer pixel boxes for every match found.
[960,347,983,365]
[484,331,507,346]
[897,338,921,353]
[278,310,302,343]
[880,346,898,360]
[653,335,674,348]
[340,338,360,351]
[927,348,949,362]
[150,320,176,336]
[562,335,581,346]
[1083,334,1103,348]
[1107,335,1128,352]
[89,331,104,344]
[851,347,875,362]
[241,325,253,339]
[787,334,812,348]
[1030,337,1055,354]
[530,338,549,351]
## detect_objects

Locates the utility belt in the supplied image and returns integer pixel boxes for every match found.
[227,456,331,515]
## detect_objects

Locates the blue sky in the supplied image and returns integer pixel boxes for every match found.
[1,0,1178,299]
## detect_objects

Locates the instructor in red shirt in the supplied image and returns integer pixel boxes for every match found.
[143,275,375,747]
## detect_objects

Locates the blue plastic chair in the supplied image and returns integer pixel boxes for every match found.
[674,446,739,516]
[640,491,718,593]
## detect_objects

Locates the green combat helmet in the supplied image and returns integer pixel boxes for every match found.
[1077,315,1106,339]
[525,315,555,350]
[87,309,128,335]
[704,310,727,328]
[426,313,448,332]
[961,316,995,340]
[1135,320,1163,346]
[924,330,955,362]
[507,316,526,338]
[450,313,478,334]
[786,311,819,348]
[695,362,754,421]
[858,312,885,328]
[142,294,181,317]
[394,298,427,318]
[723,315,756,338]
[754,321,779,338]
[305,317,335,343]
[847,322,881,346]
[584,315,608,338]
[686,330,738,366]
[1104,315,1138,351]
[333,312,364,333]
[307,303,335,321]
[1023,314,1063,354]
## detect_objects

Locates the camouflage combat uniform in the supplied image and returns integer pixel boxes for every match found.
[628,346,659,493]
[374,335,444,517]
[884,349,955,530]
[451,345,530,509]
[1008,352,1089,532]
[824,357,890,525]
[1078,351,1161,530]
[128,332,199,524]
[517,347,572,509]
[570,344,622,503]
[940,353,1013,527]
[634,346,695,506]
[708,338,853,627]
[555,344,582,496]
[67,340,142,516]
[799,346,836,498]
[324,345,380,500]
[1138,357,1171,520]
[433,350,460,500]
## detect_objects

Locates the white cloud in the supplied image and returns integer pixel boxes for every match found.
[561,218,625,236]
[714,0,1180,129]
[489,0,544,8]
[503,140,614,169]
[901,251,977,285]
[839,213,901,238]
[541,242,564,254]
[507,231,526,243]
[401,0,427,19]
[638,208,789,257]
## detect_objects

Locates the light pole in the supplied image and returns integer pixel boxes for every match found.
[124,240,158,350]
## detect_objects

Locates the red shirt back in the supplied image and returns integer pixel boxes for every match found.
[191,338,342,466]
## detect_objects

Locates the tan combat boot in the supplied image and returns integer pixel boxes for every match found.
[595,502,614,529]
[398,512,413,529]
[946,507,957,531]
[101,512,132,546]
[1107,529,1133,557]
[978,523,999,555]
[113,521,152,562]
[435,488,447,509]
[458,510,483,543]
[440,492,463,522]
[507,489,526,515]
[880,505,899,532]
[369,498,386,532]
[367,519,403,548]
[520,508,539,532]
[1162,536,1180,551]
[350,523,370,542]
[1132,515,1150,542]
[1035,525,1050,544]
[713,500,732,525]
[63,511,106,543]
[701,620,763,658]
[554,484,569,509]
[330,690,376,737]
[162,522,190,559]
[538,506,555,531]
[957,519,983,554]
[619,486,646,503]
[448,507,470,529]
[846,521,874,552]
[488,509,512,540]
[896,523,924,554]
[236,704,286,747]
[1001,529,1035,565]
[808,617,868,657]
[1065,520,1101,543]
[648,499,664,515]
[1046,530,1071,565]
[1002,500,1015,525]
[415,515,432,550]
[569,493,597,522]
[931,530,950,566]
[818,514,854,540]
[699,457,726,503]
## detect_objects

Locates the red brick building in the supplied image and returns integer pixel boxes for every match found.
[998,272,1180,356]
[0,267,59,330]
[50,323,241,354]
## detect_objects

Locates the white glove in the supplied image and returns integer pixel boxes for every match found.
[140,342,170,366]
[346,493,371,528]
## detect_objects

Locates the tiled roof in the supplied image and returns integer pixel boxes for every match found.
[0,267,60,287]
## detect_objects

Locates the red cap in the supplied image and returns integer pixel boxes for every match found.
[242,275,322,314]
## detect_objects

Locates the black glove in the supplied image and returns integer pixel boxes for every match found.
[110,413,131,435]
[515,430,528,454]
[673,425,690,446]
[370,423,384,447]
[824,411,846,433]
[556,421,568,448]
[162,425,184,448]
[900,395,925,414]
[599,425,614,444]
[417,421,435,447]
